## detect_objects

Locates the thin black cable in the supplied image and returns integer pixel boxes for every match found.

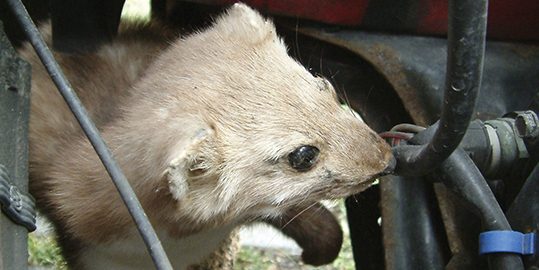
[5,0,173,269]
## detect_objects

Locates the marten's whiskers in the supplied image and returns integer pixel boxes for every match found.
[279,201,318,230]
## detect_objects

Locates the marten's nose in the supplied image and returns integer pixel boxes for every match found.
[379,156,396,176]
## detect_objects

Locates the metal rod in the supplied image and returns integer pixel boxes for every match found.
[394,0,488,176]
[5,1,173,269]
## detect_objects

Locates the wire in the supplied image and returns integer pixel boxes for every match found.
[380,131,415,146]
[390,123,426,133]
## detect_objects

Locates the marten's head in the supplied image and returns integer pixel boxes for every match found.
[141,4,394,225]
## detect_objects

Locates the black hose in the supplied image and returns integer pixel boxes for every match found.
[393,0,488,176]
[404,123,524,269]
[437,149,524,270]
[5,1,173,269]
[380,175,447,270]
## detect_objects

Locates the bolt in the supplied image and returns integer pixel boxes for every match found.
[514,110,539,139]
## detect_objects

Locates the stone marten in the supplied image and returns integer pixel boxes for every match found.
[23,3,394,269]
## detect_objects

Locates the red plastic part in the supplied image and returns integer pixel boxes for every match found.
[200,0,539,41]
[215,0,369,25]
[418,0,539,41]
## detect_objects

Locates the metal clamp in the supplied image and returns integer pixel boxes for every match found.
[0,165,36,231]
[479,230,536,255]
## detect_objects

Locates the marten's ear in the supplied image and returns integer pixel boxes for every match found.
[213,3,277,44]
[164,127,215,201]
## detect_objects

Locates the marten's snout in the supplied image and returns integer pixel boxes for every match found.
[362,128,395,178]
[379,156,396,176]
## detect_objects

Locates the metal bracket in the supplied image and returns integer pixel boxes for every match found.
[0,164,36,231]
[479,231,536,256]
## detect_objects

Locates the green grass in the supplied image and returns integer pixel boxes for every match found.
[234,238,355,270]
[121,0,151,20]
[235,248,276,269]
[28,202,355,269]
[27,238,354,269]
[28,234,67,269]
[28,230,354,270]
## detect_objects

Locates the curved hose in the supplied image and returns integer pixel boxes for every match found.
[394,0,488,176]
[438,149,524,270]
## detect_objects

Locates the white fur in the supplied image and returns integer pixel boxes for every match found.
[80,224,236,270]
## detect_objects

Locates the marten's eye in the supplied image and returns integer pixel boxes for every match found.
[288,145,320,172]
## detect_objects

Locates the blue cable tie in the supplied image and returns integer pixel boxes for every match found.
[479,230,536,255]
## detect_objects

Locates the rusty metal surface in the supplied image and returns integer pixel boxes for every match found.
[297,27,539,126]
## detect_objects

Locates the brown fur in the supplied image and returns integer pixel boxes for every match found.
[24,4,392,268]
